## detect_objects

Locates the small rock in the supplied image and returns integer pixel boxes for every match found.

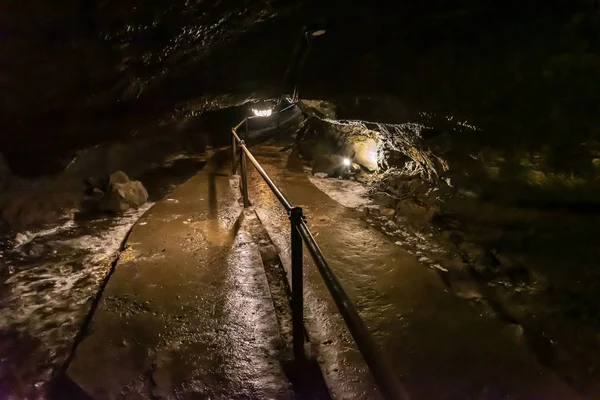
[453,281,482,300]
[430,264,448,272]
[313,172,329,179]
[458,188,478,198]
[260,244,279,261]
[381,207,396,217]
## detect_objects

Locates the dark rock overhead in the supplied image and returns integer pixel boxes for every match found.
[1,1,598,175]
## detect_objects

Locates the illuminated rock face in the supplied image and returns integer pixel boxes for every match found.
[350,138,379,171]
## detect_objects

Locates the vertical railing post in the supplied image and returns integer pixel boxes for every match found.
[289,206,304,361]
[239,141,250,208]
[231,131,238,176]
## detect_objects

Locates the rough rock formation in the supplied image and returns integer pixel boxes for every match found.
[347,138,379,171]
[100,171,148,213]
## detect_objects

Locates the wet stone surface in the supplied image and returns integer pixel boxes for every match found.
[0,206,152,398]
[0,151,208,398]
[246,144,578,400]
[66,167,292,399]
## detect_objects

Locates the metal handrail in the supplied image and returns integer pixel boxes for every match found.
[232,129,293,211]
[231,112,409,400]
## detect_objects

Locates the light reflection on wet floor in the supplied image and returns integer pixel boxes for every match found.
[0,144,583,399]
[66,167,292,399]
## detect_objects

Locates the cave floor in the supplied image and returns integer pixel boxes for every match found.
[66,163,293,399]
[245,145,578,400]
[65,145,579,400]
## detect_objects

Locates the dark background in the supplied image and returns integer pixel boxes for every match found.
[1,0,599,177]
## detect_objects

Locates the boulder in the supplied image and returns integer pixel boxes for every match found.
[381,207,396,217]
[349,138,379,171]
[108,170,131,186]
[100,172,148,212]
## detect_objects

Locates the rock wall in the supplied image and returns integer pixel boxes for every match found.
[0,128,205,231]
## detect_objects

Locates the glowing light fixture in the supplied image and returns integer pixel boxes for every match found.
[310,29,326,37]
[252,108,272,117]
[343,158,351,167]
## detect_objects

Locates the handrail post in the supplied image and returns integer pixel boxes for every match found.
[239,141,250,208]
[289,206,305,361]
[231,131,238,176]
[230,115,409,399]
